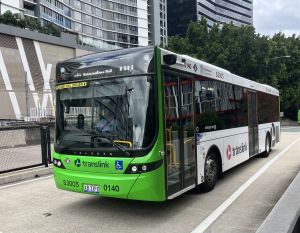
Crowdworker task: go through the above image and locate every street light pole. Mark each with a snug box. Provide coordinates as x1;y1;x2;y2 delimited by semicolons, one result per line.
25;71;29;120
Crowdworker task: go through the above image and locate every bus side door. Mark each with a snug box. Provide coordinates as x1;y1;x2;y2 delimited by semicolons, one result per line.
163;71;197;198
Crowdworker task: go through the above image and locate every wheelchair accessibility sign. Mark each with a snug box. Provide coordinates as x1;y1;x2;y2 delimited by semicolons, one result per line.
115;160;123;170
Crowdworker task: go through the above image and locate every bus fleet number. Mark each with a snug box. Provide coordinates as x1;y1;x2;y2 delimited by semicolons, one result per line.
103;185;119;192
216;72;224;79
63;180;79;187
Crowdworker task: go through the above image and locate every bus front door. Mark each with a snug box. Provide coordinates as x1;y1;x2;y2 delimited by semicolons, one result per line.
248;91;259;156
163;72;196;198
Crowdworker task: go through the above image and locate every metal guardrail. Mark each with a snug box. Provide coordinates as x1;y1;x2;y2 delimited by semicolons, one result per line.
0;124;53;174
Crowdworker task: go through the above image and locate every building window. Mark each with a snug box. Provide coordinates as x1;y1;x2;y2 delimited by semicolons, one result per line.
103;10;114;20
93;17;102;27
85;14;92;24
83;25;93;35
74;11;81;21
96;29;103;37
85;4;92;13
73;0;81;10
74;22;82;32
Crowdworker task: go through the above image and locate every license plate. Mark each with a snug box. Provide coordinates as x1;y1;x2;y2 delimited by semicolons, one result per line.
83;184;99;193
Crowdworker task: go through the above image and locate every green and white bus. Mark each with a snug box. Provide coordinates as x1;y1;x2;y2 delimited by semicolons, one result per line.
53;46;280;201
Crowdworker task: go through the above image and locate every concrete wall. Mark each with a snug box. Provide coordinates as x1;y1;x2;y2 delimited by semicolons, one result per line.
0;24;103;120
0;127;54;148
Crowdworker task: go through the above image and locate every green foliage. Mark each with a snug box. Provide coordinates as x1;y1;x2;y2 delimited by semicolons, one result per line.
0;10;61;37
0;11;18;26
43;23;61;37
168;20;300;120
23;16;42;31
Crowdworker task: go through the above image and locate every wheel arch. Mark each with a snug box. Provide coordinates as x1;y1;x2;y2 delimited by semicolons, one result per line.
207;145;223;175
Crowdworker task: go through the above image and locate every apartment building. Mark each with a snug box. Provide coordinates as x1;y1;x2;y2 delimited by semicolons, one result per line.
0;0;167;49
168;0;253;36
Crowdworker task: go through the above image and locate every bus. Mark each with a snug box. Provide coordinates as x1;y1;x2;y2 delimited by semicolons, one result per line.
53;46;280;201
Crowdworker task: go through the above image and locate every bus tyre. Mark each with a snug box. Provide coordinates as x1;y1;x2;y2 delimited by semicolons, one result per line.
262;134;271;158
202;151;219;192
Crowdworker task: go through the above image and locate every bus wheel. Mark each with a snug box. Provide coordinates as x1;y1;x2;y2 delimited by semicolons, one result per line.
202;151;219;192
262;134;271;158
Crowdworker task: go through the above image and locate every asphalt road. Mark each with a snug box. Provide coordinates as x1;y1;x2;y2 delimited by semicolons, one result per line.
0;127;299;233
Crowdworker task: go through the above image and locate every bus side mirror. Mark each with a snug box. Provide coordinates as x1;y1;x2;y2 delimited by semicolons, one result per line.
163;54;177;66
78;114;84;129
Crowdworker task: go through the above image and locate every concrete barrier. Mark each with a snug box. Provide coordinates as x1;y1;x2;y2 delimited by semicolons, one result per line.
0;165;53;186
256;172;300;233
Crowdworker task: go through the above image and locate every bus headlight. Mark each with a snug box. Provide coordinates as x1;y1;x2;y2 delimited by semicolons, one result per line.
142;165;147;171
131;166;138;173
53;159;65;169
125;160;163;174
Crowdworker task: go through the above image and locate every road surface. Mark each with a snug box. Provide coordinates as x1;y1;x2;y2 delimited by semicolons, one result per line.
0;127;299;233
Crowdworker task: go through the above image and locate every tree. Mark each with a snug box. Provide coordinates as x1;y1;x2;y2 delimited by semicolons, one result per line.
44;23;61;37
168;20;300;120
0;11;18;26
0;10;61;37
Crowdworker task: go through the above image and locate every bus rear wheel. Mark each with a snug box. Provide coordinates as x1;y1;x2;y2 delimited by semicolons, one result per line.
262;134;271;158
202;151;219;192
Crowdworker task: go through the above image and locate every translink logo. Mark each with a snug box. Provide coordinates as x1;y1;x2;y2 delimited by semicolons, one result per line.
74;159;81;167
74;158;109;168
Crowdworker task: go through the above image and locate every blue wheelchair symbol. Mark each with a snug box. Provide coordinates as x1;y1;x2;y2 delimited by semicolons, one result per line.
115;161;123;170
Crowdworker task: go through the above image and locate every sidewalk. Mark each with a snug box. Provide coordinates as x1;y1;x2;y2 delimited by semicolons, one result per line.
281;119;298;126
256;172;300;233
0;165;53;186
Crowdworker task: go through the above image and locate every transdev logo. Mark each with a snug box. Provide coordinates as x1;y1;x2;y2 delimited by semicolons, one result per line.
226;143;247;160
74;159;81;167
226;145;232;160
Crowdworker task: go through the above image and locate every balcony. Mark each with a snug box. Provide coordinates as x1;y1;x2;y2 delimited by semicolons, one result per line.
24;9;37;18
40;0;64;15
24;0;37;6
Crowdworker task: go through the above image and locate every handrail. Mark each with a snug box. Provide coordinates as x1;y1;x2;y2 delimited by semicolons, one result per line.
113;140;132;148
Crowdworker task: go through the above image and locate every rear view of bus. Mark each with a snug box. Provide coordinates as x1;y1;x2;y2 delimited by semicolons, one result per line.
53;47;166;201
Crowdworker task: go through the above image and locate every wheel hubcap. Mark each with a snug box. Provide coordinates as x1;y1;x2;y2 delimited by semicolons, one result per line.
266;138;270;152
205;158;217;182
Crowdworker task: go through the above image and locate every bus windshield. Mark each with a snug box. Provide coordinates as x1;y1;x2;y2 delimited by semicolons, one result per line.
55;75;156;154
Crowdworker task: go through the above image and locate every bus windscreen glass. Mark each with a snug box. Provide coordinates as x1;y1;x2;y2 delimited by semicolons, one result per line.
55;76;156;155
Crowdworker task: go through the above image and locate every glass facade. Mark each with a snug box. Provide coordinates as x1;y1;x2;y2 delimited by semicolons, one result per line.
148;0;167;46
168;0;253;36
167;0;197;36
39;0;143;50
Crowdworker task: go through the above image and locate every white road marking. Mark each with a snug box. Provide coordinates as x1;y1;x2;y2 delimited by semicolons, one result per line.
0;175;53;190
191;137;300;233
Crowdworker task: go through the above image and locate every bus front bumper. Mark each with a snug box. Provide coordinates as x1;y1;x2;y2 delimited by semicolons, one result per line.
53;166;166;202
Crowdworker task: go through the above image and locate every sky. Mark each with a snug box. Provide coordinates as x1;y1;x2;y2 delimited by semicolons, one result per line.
254;0;300;37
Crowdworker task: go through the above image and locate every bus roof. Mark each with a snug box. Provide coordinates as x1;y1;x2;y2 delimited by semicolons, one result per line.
56;46;155;83
60;46;154;64
160;48;279;96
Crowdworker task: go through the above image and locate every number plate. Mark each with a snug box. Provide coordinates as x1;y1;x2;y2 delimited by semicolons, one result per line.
83;184;100;193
